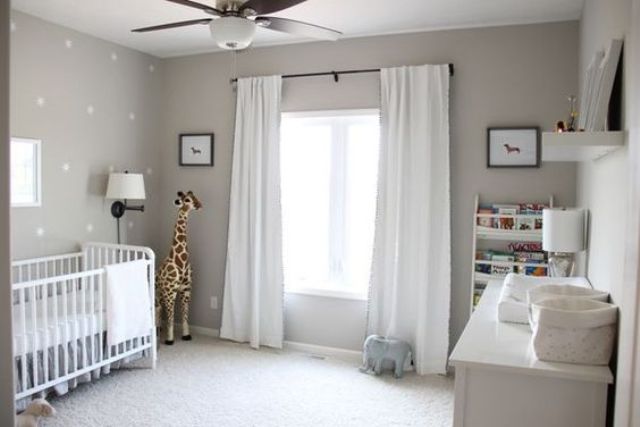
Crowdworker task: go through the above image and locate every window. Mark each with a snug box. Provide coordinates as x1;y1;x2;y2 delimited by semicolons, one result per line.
11;137;42;207
280;110;380;299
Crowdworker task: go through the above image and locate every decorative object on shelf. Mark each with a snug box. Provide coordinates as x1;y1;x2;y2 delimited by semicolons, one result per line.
555;120;566;133
578;39;623;132
105;171;146;244
156;191;202;345
566;95;578;132
542;208;586;277
487;127;540;168
179;133;214;166
360;335;412;379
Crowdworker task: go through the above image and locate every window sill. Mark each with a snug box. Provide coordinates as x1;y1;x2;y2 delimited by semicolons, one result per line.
285;287;368;301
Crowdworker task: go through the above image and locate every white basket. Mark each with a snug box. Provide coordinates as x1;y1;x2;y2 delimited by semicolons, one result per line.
530;297;617;365
527;284;609;305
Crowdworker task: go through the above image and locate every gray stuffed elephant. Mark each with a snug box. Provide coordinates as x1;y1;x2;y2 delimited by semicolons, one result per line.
360;335;412;378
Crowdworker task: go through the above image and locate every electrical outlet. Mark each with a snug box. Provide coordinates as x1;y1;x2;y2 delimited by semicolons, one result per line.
210;296;218;310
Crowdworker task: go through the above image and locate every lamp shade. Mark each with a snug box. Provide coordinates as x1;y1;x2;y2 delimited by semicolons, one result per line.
105;173;145;200
542;208;585;253
210;17;256;50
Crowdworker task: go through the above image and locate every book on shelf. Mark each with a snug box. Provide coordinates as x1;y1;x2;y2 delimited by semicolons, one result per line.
476;202;548;231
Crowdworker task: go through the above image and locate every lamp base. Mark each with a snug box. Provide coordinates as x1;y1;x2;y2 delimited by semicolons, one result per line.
548;252;575;277
110;201;126;219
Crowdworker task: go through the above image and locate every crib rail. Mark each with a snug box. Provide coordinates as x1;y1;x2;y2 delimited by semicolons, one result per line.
12;252;83;284
12;242;156;402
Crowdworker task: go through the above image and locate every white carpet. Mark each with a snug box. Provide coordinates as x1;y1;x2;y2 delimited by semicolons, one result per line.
42;336;453;427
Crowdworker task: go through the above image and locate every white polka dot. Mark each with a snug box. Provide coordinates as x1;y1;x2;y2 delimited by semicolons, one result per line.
10;21;16;32
128;221;134;229
65;39;73;49
148;64;155;72
86;223;94;233
87;105;94;115
108;165;115;173
36;227;45;237
146;168;153;175
129;112;136;121
36;97;46;107
62;163;70;172
110;52;118;61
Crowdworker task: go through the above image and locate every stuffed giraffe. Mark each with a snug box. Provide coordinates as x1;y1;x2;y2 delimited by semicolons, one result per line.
156;190;202;345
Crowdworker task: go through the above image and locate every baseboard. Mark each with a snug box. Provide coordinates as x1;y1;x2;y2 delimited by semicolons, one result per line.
179;325;361;362
284;340;362;362
189;325;220;338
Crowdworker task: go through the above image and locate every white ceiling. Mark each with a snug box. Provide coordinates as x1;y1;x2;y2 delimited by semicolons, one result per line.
11;0;584;58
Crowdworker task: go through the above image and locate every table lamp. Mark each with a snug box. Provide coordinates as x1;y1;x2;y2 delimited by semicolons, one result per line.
542;208;585;277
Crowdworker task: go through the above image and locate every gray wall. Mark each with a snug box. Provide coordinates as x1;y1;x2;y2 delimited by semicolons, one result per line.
10;11;164;260
159;21;579;350
577;0;630;304
1;1;15;423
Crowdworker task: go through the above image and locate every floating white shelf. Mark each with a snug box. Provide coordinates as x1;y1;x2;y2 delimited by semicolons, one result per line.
542;131;624;162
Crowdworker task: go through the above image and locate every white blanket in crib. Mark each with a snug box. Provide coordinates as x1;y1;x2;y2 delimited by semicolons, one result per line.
105;260;152;346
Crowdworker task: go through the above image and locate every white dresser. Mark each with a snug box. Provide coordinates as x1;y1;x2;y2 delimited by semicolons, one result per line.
449;280;613;427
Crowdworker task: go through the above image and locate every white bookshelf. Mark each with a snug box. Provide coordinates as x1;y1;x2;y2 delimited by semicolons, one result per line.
469;194;554;313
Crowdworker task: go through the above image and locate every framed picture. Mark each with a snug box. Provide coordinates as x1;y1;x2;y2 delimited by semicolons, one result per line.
487;127;540;168
179;133;214;166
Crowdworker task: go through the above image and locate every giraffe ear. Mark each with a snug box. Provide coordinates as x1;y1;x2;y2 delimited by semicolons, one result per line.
187;190;193;195
174;199;182;206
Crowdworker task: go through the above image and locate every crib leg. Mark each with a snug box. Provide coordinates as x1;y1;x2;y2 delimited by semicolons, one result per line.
164;291;178;345
180;289;192;341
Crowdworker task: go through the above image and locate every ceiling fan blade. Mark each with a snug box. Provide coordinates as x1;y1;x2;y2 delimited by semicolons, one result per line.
132;18;213;33
240;0;307;15
166;0;223;16
255;17;341;41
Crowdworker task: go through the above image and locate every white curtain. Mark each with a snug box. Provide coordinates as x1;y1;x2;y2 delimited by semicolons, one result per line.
220;75;284;349
367;65;451;375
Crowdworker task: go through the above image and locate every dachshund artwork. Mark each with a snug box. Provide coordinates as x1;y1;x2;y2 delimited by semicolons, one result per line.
190;147;202;155
503;143;521;154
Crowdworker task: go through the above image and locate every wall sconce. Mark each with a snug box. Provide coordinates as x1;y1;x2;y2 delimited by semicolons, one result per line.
105;171;146;244
542;208;586;277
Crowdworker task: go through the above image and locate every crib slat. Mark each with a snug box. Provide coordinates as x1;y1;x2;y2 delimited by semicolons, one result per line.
98;274;103;363
20;288;27;392
90;274;96;364
63;279;69;376
42;282;49;384
72;277;78;373
53;281;60;381
81;276;88;368
30;286;38;387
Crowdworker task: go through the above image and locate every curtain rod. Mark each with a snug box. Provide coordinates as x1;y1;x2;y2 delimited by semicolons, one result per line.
229;63;454;84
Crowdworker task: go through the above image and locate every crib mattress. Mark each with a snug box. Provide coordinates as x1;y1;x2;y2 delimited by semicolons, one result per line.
13;291;106;355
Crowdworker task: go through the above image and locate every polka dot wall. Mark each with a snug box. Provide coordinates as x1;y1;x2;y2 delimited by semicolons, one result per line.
10;11;163;259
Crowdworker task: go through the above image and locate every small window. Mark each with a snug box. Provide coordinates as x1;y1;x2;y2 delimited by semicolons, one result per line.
11;137;42;207
280;110;380;299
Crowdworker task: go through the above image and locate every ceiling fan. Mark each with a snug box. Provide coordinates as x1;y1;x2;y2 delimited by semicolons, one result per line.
132;0;342;50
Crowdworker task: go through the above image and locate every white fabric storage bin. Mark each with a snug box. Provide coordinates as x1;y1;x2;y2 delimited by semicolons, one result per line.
527;284;609;306
530;297;617;365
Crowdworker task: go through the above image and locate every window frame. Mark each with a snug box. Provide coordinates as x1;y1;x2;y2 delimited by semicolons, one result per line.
280;109;380;300
10;137;42;208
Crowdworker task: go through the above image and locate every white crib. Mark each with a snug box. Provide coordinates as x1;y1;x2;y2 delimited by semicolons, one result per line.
11;242;157;404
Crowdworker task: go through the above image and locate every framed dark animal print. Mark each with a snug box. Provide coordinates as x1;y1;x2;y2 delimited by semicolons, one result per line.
180;133;214;166
487;127;540;168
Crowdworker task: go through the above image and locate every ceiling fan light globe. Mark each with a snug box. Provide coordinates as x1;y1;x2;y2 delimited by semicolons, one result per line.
210;17;256;50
